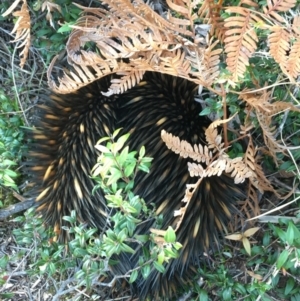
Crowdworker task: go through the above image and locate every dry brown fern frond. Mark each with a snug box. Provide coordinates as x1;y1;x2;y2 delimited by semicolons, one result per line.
198;0;226;42
242;184;260;219
162;116;253;184
47;0;221;94
173;181;201;231
286;39;300;79
204;114;237;151
41;1;62;28
224;7;262;82
103;70;146;96
292;15;300;36
269;26;291;73
241;90;300;162
161;130;213;164
244;137;277;195
2;0;31;68
263;0;297;23
162;117;253;231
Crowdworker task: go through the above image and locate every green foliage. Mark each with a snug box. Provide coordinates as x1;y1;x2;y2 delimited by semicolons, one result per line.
1;130;182;299
190;219;300;301
92;129;182;278
29;0;83;63
0;90;25;191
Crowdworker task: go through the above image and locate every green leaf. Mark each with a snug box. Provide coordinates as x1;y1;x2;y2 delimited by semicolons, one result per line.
173;242;182;250
124;162;136;177
138;164;150;173
0;254;8;269
2;159;17;166
234;283;247;295
139;146;146;158
112;133;130;154
222;287;232;301
118;146;129;166
199;289;208;301
164;247;178;258
286;222;295;245
199;107;211;116
153;261;165;273
134;235;149;243
57;23;74;33
117;229;127;242
95;144;110;153
164;226;176;243
263;231;270;246
275;227;286;242
112;128;123;139
97;136;110;144
142;264;151;279
276;249;289;269
3;174;15;183
120;242;135;254
107;169;123;186
129;270;138;283
284;277;295;296
0;293;14;298
4;169;18;178
157;251;165;264
48;262;56;275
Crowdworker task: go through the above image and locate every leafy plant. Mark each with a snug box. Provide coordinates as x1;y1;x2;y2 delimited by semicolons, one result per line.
0;90;25;191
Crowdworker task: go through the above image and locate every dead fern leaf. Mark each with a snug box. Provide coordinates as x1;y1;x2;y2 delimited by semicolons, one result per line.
102;70;145;96
286;39;300;79
174;181;202;231
224;7;262;82
205;155;252;183
267;101;300;117
202;39;222;83
240;90;273;114
161;130;212;164
242;184;260;219
187;162;205;177
263;0;297;23
47;0;220;94
205;114;237;151
41;1;62;28
239;0;259;7
292;16;300;36
244;138;278;195
225;157;253;184
2;0;31;68
241;90;300;162
269;26;291;73
198;0;226;42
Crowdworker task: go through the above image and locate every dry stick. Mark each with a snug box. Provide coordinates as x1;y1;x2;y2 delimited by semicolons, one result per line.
0;198;36;219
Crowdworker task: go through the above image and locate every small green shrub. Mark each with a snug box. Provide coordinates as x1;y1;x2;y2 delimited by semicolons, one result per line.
0;90;25;191
1;130;182;299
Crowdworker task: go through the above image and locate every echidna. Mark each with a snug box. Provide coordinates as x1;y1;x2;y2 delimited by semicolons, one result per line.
27;72;244;299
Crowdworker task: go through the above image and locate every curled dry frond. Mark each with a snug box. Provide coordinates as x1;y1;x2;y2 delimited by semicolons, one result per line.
241;90;300;162
2;0;30;68
205;114;237;151
47;0;221;93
